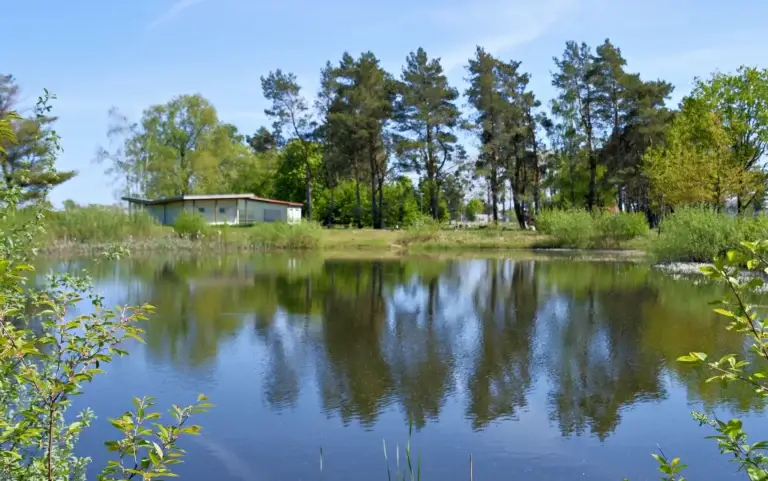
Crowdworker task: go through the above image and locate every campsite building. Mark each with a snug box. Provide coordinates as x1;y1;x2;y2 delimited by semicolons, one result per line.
122;194;303;226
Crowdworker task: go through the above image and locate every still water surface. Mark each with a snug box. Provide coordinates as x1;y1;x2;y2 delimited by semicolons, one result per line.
38;254;768;480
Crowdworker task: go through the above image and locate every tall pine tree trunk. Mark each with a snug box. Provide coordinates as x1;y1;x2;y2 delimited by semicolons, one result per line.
353;157;362;228
304;159;312;221
512;142;527;229
531;126;540;215
368;134;381;229
327;186;335;226
426;126;439;220
490;166;499;224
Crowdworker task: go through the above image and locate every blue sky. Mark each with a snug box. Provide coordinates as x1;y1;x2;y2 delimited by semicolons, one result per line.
5;0;768;206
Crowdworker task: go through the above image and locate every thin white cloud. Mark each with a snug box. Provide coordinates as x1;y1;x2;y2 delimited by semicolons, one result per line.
148;0;207;28
428;0;580;73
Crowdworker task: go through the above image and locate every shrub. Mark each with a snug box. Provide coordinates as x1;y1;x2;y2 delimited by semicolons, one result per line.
594;211;648;247
397;216;442;245
249;221;322;249
173;210;210;239
650;207;742;263
538;209;649;249
537;209;595;248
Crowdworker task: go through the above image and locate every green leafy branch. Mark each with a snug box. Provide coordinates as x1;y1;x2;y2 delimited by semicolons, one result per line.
100;395;213;480
670;241;768;480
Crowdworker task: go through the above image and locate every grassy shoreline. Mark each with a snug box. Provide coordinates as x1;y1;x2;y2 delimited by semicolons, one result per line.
36;227;650;255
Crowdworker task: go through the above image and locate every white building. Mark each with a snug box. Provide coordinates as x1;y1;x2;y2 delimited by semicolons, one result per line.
122;194;303;225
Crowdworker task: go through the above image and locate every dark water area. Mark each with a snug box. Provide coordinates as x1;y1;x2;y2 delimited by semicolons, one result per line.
35;254;768;480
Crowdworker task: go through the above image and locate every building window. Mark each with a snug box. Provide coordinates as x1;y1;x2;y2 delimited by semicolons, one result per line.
219;207;226;214
264;208;281;222
198;207;205;213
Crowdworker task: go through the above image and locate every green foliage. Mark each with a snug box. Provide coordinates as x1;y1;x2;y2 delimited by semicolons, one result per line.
651;207;739;262
321;51;398;229
172;210;210;240
690;66;768;211
272;139;323;204
652;240;768;480
397;216;443;245
96;95;248;200
593;211;647;247
464;198;484;221
650;207;768;262
644;97;748;210
549;40;673;216
261;69;315;220
537;209;648;248
393;47;462;220
383;176;421;228
1;92;211;480
537;209;595;248
248;221;322;249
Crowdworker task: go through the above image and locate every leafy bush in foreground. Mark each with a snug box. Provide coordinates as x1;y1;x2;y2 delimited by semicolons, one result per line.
1;97;210;480
636;241;768;480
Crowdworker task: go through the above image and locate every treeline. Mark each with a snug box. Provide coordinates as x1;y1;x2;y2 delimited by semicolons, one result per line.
3;42;767;229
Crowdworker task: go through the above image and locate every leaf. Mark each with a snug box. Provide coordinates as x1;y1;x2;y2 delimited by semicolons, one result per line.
153;441;164;460
713;308;737;318
678;352;708;363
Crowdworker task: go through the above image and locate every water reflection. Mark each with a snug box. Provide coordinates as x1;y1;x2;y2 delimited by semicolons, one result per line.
38;254;765;443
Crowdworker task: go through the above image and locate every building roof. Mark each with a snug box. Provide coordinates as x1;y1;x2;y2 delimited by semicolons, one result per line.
121;194;303;208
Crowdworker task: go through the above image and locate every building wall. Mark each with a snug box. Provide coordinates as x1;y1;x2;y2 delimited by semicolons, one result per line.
237;200;302;224
184;199;239;224
146;204;165;224
166;202;184;225
140;198;301;225
287;207;302;224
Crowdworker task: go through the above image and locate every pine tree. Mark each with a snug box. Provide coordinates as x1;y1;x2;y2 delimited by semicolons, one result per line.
261;70;315;220
0;74;75;202
325;52;396;229
552;42;601;210
394;47;462;220
465;47;507;223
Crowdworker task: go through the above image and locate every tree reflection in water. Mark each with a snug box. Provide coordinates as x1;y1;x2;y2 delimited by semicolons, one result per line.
37;253;766;440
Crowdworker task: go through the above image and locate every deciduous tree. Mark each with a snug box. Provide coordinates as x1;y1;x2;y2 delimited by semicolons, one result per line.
644;98;743;209
691;66;768;212
97;95;228;199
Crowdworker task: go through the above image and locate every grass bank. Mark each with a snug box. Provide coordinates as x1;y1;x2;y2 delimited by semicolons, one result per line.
17;203;768;262
8;205;653;254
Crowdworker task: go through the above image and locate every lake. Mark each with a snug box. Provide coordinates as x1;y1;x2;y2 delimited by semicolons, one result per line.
36;253;768;480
